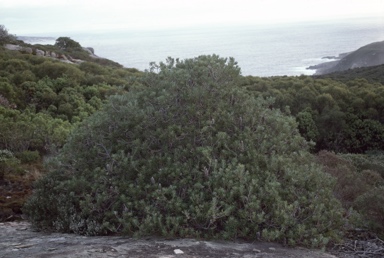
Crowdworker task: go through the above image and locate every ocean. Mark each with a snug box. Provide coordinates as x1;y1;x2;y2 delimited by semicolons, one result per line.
23;17;384;77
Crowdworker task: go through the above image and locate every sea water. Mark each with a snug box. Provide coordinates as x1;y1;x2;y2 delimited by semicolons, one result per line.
23;17;384;77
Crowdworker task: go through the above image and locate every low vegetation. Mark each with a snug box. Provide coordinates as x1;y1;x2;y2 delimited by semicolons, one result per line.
0;25;383;248
0;25;143;221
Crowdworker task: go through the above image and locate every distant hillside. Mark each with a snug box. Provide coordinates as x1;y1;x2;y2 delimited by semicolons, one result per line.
313;63;384;84
308;41;384;75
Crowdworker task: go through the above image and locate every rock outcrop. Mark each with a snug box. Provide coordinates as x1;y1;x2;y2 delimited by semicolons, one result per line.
0;221;339;258
308;41;384;75
4;44;100;65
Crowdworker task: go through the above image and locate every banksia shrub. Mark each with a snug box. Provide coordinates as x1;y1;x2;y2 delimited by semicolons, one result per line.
24;55;344;247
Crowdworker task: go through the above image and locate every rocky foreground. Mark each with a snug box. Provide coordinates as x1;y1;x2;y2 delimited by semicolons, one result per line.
0;221;341;258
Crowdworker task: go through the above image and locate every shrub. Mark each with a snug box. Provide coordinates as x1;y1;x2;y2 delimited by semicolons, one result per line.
354;186;384;233
0;25;17;45
54;37;81;50
1;59;30;73
0;81;16;103
316;151;368;205
340;152;384;179
79;62;108;75
0;149;20;180
24;55;344;247
34;60;85;82
16;150;40;164
316;151;384;234
0;107;72;154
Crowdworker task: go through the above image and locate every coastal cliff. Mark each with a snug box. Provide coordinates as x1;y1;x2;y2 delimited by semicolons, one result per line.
308;41;384;75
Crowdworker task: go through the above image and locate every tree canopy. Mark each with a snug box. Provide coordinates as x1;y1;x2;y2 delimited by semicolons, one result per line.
54;37;82;50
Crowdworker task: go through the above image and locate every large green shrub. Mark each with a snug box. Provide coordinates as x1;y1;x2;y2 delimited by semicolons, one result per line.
34;60;85;81
24;55;343;247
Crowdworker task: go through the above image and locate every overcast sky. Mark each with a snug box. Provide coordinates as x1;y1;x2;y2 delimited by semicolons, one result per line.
1;0;383;36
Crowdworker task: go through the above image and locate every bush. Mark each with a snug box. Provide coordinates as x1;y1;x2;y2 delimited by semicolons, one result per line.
79;62;108;75
16;150;40;164
24;55;344;247
0;25;17;45
0;107;72;154
0;149;20;180
54;37;81;50
354;187;384;233
34;60;85;81
340;152;384;179
316;151;368;205
316;151;384;234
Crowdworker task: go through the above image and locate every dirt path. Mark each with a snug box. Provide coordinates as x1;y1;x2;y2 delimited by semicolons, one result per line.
1;221;344;258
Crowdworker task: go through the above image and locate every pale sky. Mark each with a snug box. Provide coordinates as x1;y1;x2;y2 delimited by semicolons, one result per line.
1;0;383;35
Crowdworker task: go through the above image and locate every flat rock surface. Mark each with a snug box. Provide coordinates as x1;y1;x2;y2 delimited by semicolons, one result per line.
0;221;341;258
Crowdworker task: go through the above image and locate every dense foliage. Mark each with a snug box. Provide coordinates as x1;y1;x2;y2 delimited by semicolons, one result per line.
316;151;384;234
240;76;384;153
24;55;344;247
0;38;142;158
0;27;143;220
314;64;384;85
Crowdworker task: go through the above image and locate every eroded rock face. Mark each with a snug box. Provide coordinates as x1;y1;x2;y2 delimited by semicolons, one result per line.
0;221;339;258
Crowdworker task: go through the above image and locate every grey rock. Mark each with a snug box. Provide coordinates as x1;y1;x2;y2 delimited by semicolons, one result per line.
21;47;33;54
49;51;57;58
35;49;45;56
4;43;100;65
0;221;340;258
83;47;95;55
4;44;23;51
5;44;32;55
